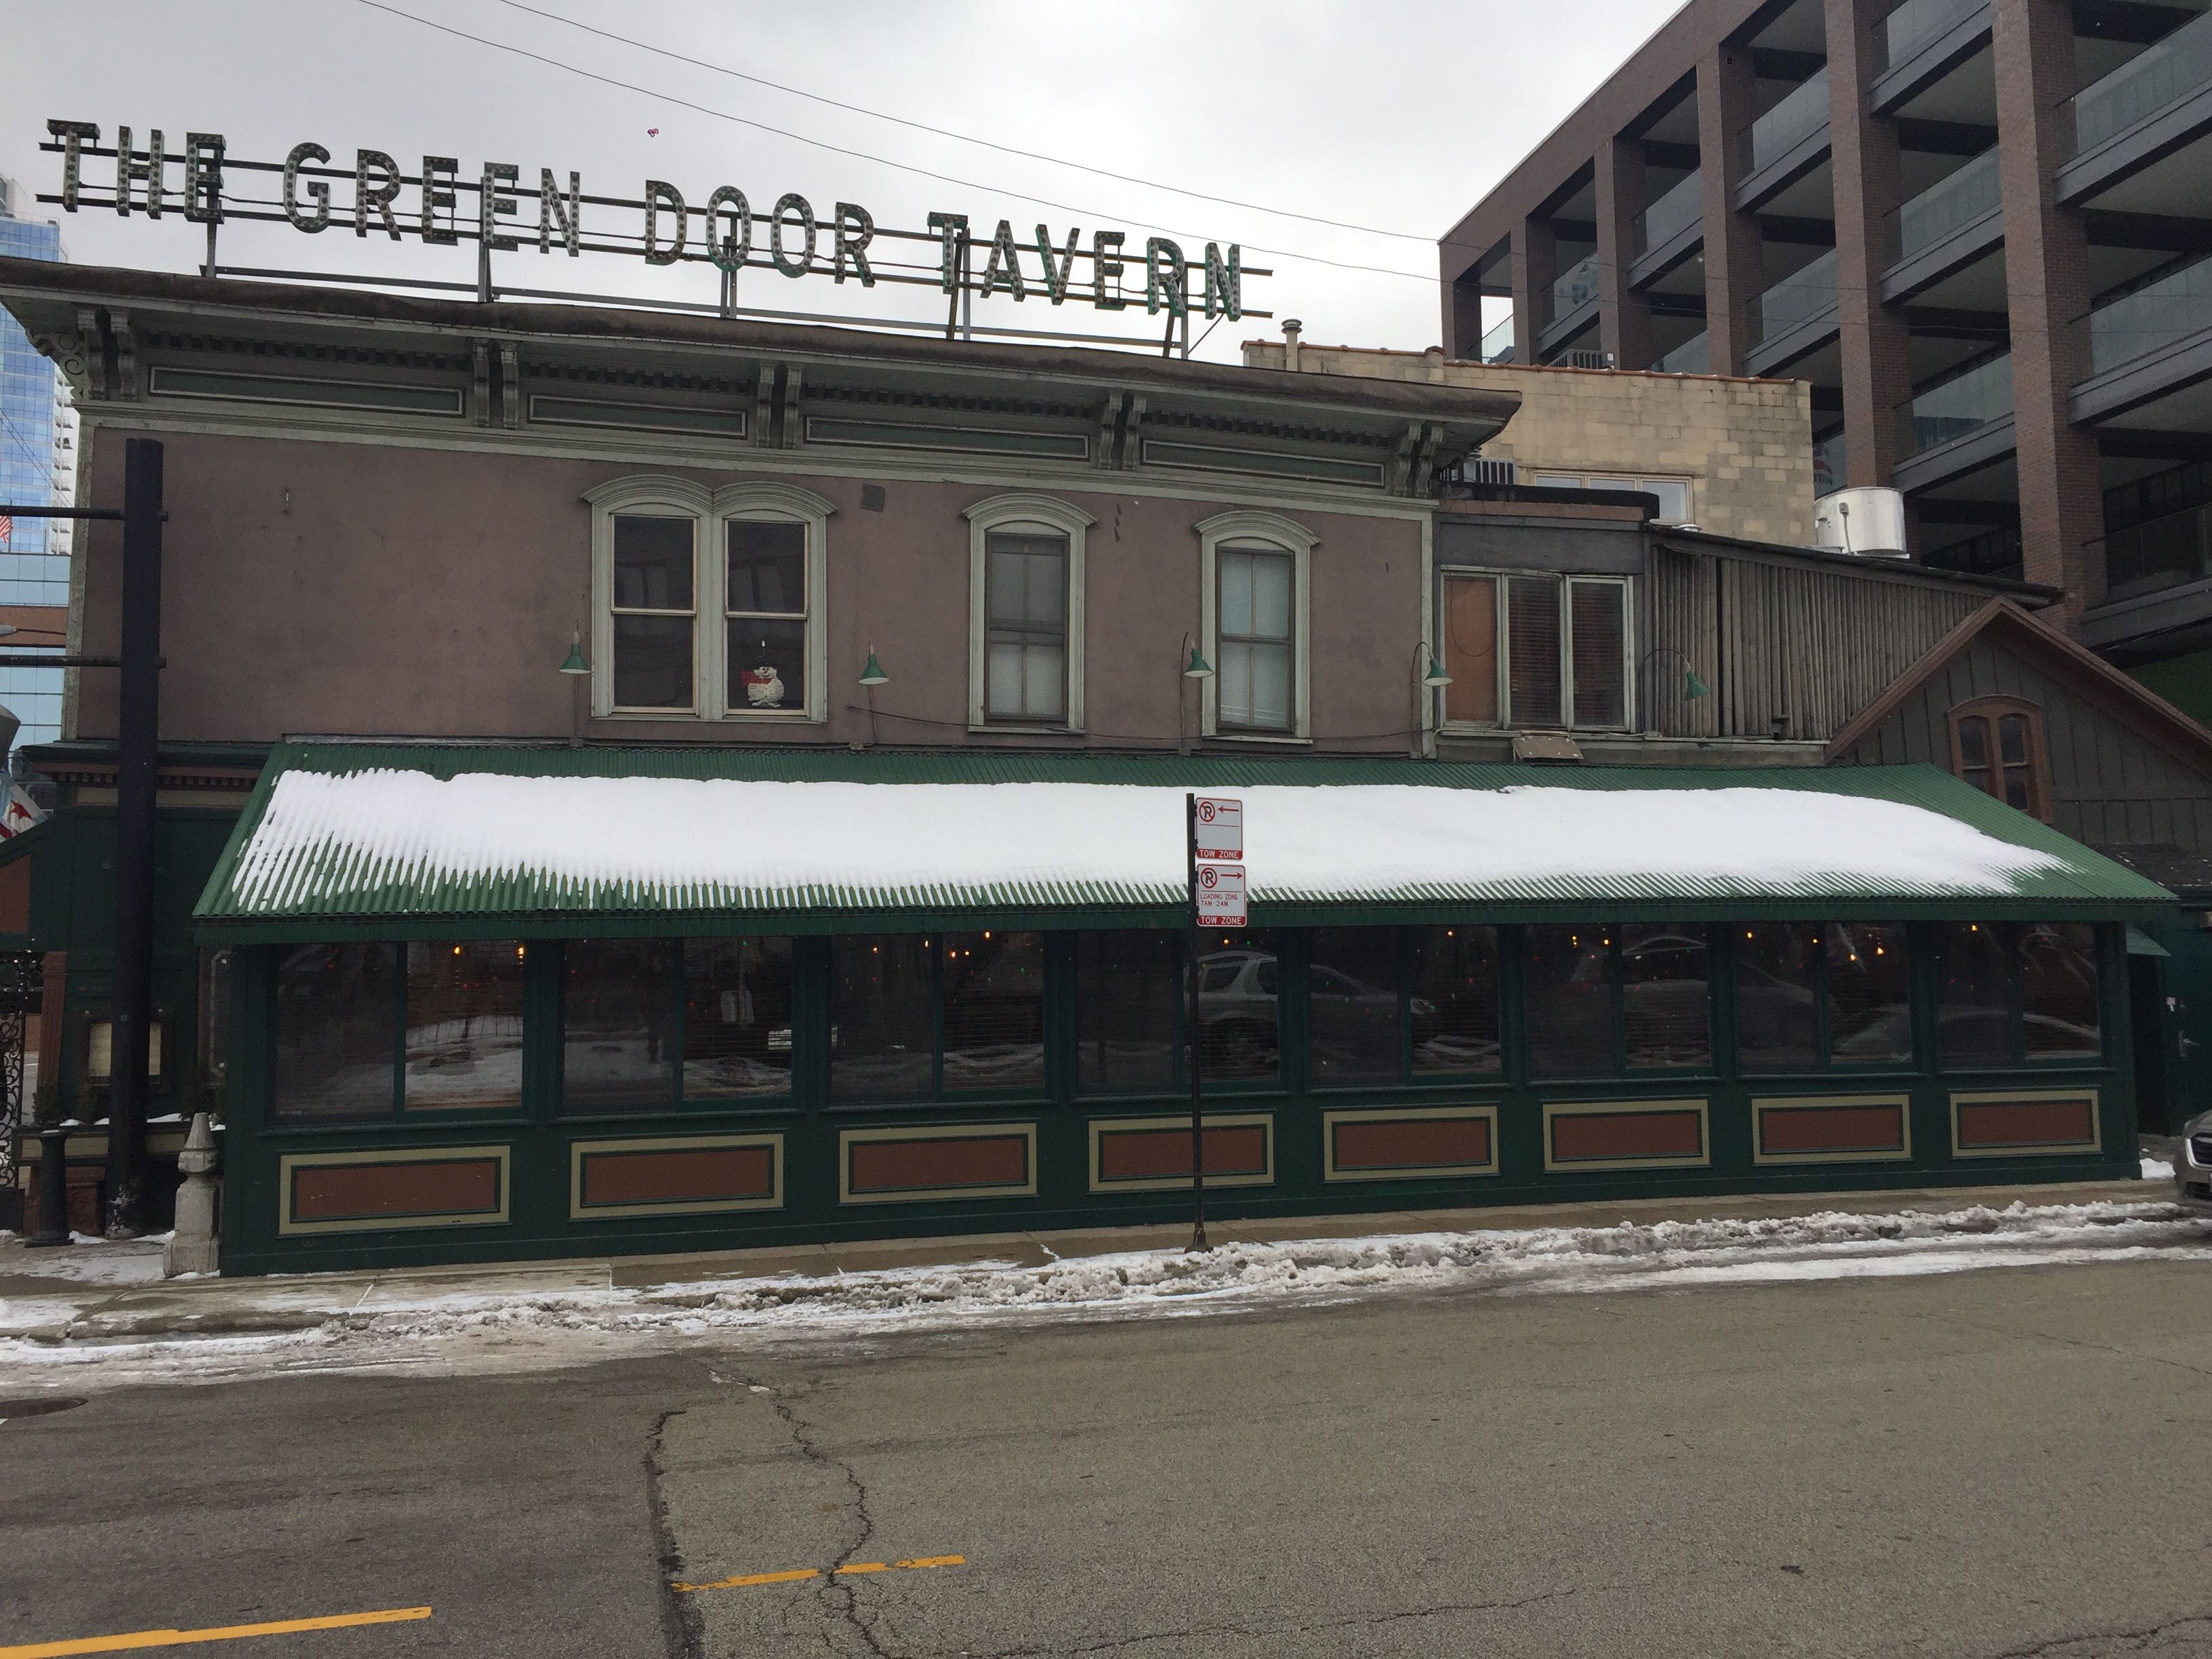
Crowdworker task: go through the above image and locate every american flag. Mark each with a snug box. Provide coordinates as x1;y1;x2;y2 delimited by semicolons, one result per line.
0;514;12;547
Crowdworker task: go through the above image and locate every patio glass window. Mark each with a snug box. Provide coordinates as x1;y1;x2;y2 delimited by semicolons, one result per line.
1076;930;1181;1094
830;933;1046;1100
1737;922;1912;1071
271;941;527;1121
405;942;527;1112
556;937;796;1113
1525;924;1711;1078
1305;926;1505;1087
1935;922;2101;1068
1194;929;1282;1081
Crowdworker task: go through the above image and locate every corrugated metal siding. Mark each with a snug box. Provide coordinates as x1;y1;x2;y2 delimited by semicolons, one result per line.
1841;638;2212;855
190;744;2176;932
1651;547;1985;741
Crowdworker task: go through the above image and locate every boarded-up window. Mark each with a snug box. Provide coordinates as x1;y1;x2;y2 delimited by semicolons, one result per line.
1441;574;1498;724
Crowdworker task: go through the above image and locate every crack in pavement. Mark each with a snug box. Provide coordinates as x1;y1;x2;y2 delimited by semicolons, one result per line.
1983;1614;2212;1656
646;1408;707;1659
1918;1309;2212;1382
740;1371;897;1659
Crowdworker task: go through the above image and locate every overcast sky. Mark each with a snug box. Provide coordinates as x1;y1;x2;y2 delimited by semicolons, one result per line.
1;0;1680;364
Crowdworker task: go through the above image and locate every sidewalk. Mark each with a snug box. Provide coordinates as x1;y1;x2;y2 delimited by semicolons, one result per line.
0;1175;2168;1349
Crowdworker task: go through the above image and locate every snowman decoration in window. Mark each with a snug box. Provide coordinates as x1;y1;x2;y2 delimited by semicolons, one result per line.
739;662;787;708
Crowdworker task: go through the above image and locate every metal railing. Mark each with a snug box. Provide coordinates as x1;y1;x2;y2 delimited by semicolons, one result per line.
1479;312;1516;364
1551;253;1601;317
1879;0;1986;70
2072;6;2212;154
2078;252;2212;377
2102;501;2212;600
1897;351;2014;455
1743;66;1831;173
1651;332;1710;374
1751;249;1839;344
1887;148;2002;264
1632;171;1704;258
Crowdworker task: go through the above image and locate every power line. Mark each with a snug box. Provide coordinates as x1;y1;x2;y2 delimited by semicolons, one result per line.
483;0;1437;246
348;0;1437;287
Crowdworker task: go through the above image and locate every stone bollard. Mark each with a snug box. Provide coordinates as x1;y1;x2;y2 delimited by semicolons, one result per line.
163;1112;220;1277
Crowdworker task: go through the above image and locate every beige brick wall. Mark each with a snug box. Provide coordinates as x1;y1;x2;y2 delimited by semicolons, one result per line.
1241;342;1814;546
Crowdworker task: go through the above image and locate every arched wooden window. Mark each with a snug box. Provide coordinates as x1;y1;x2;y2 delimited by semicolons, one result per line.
1948;697;2050;819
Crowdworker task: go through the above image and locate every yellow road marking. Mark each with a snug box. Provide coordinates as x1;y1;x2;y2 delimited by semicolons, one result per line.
0;1606;432;1658
674;1555;965;1595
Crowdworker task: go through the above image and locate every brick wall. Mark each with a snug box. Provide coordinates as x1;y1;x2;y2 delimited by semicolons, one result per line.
1244;344;1814;546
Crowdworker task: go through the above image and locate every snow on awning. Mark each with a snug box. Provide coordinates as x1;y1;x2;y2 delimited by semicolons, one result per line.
192;747;2175;934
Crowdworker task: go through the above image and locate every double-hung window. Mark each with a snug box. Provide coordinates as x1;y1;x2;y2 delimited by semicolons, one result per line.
965;494;1090;731
1197;510;1318;741
1949;698;2049;819
1218;547;1295;731
1440;571;1631;730
587;477;834;722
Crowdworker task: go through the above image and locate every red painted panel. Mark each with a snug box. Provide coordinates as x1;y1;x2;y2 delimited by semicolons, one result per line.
291;1158;501;1223
1098;1124;1268;1183
1551;1109;1702;1163
0;857;31;935
1759;1103;1906;1155
1334;1116;1491;1171
1957;1097;2097;1149
581;1145;775;1208
849;1133;1029;1194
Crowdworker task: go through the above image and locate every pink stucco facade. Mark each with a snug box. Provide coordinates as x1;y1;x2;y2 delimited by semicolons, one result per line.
73;428;1430;752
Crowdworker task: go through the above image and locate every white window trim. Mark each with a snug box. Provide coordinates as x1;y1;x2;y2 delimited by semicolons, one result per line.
1436;567;1635;733
964;493;1092;733
1196;510;1317;743
583;475;835;722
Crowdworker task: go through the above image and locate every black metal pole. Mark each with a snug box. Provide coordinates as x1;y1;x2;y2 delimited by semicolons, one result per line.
103;438;161;1237
1185;792;1208;1252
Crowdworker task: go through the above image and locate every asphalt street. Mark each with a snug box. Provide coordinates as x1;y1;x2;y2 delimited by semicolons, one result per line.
4;1257;2211;1659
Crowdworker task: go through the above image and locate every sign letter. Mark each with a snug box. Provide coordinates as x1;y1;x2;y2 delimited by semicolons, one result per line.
283;142;331;232
45;121;98;212
704;186;751;272
1203;243;1242;321
833;202;874;286
980;218;1025;301
770;193;816;277
355;149;401;239
927;211;968;294
182;132;226;224
479;162;519;251
643;180;687;264
1035;225;1079;305
539;169;580;255
115;127;163;218
1091;230;1126;310
419;155;459;244
1146;237;1187;317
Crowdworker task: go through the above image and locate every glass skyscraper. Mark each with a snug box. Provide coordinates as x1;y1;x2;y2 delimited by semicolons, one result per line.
0;173;73;758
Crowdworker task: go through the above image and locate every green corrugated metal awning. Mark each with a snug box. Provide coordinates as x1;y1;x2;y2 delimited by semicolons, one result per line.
190;743;2180;941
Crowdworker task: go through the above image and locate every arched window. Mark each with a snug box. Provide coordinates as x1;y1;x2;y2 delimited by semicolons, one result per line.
1948;697;2050;819
963;494;1093;732
1195;510;1318;741
583;476;834;722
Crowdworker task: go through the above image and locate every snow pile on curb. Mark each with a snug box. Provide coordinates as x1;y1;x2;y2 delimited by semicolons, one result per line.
5;1200;2205;1388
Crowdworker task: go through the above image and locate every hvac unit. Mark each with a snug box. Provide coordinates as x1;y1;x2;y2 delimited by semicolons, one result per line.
1555;349;1617;370
1463;457;1519;486
1813;487;1908;558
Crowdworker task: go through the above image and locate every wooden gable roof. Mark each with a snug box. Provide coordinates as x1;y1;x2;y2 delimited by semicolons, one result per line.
1823;598;2212;780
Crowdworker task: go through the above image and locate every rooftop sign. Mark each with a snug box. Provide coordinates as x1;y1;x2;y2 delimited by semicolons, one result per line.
39;121;1260;327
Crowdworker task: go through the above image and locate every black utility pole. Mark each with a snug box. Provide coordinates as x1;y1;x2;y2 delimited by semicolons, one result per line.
104;438;162;1237
1184;792;1208;1252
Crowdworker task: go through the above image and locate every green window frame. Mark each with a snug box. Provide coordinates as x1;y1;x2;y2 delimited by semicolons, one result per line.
1735;922;1914;1074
